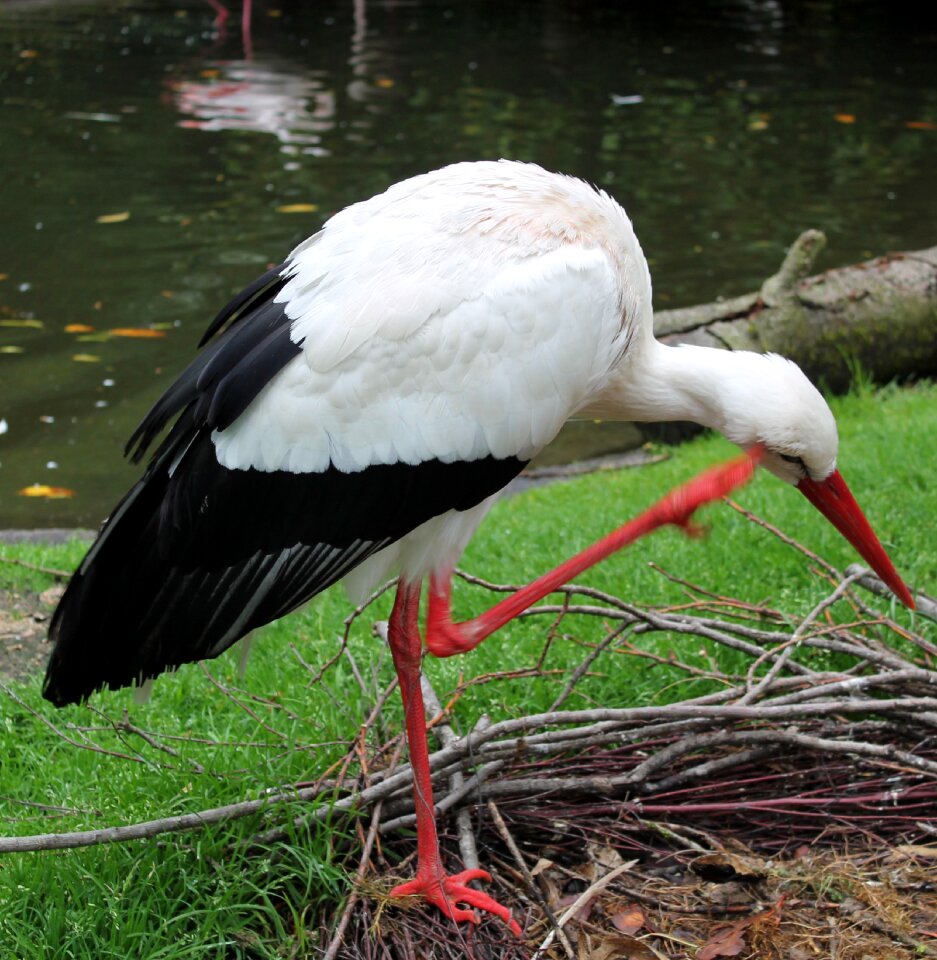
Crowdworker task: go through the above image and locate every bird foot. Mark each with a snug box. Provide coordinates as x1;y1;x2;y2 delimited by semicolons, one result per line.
390;868;522;935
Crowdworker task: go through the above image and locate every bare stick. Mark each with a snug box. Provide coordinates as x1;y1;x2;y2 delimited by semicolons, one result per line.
0;682;144;765
549;622;632;712
738;572;863;705
487;800;574;958
0;554;71;578
420;671;479;871
531;860;636;959
322;800;383;960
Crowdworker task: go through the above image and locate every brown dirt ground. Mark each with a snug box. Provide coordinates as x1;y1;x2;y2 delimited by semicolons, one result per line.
0;585;61;683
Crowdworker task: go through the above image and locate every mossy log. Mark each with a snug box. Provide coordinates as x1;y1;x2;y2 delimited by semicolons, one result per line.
655;233;937;391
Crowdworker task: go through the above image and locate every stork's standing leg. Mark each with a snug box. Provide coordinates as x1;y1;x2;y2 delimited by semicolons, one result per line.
387;579;521;935
426;450;759;657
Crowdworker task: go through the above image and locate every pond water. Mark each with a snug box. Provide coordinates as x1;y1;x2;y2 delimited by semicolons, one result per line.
1;0;935;528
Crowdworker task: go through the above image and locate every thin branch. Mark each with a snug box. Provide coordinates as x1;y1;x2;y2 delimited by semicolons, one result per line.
0;554;71;578
487;800;574;958
322;799;384;960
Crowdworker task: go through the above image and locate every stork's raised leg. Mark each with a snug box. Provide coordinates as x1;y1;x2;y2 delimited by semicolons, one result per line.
426;450;760;657
387;579;521;935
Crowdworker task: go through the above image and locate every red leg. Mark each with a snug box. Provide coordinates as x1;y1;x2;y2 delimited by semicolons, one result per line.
426;449;760;657
241;0;253;59
387;579;521;935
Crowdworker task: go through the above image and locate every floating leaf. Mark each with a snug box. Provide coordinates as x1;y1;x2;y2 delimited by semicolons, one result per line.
65;323;95;333
834;113;856;124
109;327;166;338
72;353;101;362
0;345;24;354
96;211;130;224
18;484;75;499
905;120;937;131
276;203;319;213
376;77;394;88
0;319;43;329
0;273;8;280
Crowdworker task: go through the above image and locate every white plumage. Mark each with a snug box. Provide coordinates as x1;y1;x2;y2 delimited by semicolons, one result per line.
218;162;640;471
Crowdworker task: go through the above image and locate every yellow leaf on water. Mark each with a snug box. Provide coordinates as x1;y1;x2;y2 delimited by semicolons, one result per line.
109;327;166;339
18;484;75;499
0;319;43;329
906;120;937;131
376;77;395;89
0;345;25;354
0;274;8;281
65;323;94;333
72;353;101;362
276;203;319;214
834;113;856;124
96;211;130;224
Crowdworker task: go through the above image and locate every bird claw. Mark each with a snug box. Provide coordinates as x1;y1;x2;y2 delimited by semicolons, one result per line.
390;868;522;935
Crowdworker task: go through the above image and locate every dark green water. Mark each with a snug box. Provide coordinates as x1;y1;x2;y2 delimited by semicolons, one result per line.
1;0;935;528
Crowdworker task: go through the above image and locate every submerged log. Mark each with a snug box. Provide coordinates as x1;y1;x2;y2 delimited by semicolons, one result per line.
655;233;937;391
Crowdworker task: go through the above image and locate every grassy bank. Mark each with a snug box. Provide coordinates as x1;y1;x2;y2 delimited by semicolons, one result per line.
1;381;934;959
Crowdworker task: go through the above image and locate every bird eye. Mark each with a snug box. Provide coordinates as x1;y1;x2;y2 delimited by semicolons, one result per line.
780;453;806;469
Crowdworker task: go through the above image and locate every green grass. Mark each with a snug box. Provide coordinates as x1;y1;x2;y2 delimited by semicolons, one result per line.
1;381;935;958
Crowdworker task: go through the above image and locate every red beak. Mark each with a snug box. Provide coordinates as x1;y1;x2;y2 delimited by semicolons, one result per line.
797;470;915;609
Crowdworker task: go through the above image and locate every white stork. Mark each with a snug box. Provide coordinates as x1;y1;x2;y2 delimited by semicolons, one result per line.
44;160;913;935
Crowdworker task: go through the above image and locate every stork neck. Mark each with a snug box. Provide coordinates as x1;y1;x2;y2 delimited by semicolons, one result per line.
583;338;749;436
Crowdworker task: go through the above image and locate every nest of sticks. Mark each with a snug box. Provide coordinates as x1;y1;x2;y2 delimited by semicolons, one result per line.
308;501;937;959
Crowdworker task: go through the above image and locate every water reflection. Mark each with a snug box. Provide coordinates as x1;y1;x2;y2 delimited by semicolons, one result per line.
172;62;336;154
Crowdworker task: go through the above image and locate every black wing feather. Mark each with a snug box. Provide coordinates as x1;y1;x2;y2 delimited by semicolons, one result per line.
198;261;291;346
125;263;291;462
44;263;527;706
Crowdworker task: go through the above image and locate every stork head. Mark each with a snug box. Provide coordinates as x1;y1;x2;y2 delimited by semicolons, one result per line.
716;352;914;609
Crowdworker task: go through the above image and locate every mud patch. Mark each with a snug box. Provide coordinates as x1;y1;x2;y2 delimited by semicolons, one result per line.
0;585;61;683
